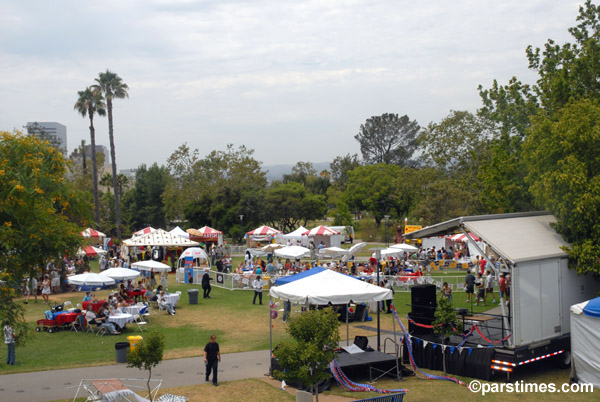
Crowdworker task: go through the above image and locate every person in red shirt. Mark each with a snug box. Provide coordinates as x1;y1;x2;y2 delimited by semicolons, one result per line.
479;257;487;275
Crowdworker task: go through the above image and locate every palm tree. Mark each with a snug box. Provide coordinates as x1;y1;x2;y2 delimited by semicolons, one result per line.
74;87;106;227
100;173;113;193
94;70;129;240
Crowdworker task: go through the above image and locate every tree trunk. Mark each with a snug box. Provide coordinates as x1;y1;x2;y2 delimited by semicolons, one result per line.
107;98;121;240
147;367;153;402
88;111;100;227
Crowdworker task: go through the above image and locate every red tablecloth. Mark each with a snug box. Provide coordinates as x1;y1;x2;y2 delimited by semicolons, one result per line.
56;312;80;326
126;290;144;299
83;300;105;313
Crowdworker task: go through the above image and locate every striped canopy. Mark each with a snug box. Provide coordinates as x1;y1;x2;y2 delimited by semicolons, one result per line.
187;226;223;239
133;226;156;237
450;233;480;242
246;225;282;236
302;225;340;236
81;228;106;238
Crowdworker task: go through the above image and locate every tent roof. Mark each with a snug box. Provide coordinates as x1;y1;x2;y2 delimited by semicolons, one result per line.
303;225;340;236
124;229;200;247
131;260;171;272
404;212;568;264
269;269;393;304
132;226;156;237
274;245;310;259
275;267;326;285
283;226;308;238
81;228;106;238
584;297;600;318
169;226;189;239
246;225;282;236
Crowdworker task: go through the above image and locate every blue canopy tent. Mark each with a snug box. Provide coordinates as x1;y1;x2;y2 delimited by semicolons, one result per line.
570;297;600;389
274;266;326;286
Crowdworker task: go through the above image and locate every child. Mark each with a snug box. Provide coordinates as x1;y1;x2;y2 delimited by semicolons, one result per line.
3;322;16;365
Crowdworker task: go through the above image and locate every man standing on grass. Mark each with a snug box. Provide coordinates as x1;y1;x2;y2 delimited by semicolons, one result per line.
202;268;212;299
252;275;264;305
204;334;221;386
464;270;475;303
3;321;16;365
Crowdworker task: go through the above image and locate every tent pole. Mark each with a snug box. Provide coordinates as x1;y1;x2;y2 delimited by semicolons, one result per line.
269;295;273;376
346;303;349;346
392;302;401;380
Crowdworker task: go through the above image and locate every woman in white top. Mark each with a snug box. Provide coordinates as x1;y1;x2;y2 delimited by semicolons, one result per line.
41;275;51;304
158;292;176;315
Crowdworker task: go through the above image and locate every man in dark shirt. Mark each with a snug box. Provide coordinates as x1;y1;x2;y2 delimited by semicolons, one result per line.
204;334;221;386
464;271;475;303
202;269;212;299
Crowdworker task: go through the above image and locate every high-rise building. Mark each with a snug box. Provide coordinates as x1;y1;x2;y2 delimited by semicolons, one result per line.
26;122;67;155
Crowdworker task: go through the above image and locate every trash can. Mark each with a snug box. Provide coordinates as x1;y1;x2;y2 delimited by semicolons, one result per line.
127;335;143;352
188;288;199;305
115;342;129;363
263;275;270;290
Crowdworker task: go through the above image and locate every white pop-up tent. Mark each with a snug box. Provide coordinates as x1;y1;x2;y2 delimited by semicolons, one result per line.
280;226;309;246
270;268;392;305
131;260;171;272
570;297;600;389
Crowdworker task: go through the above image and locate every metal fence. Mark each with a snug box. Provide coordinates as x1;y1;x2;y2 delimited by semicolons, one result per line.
178;269;468;293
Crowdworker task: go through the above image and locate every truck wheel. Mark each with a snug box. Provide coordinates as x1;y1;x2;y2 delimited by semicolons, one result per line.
556;351;571;369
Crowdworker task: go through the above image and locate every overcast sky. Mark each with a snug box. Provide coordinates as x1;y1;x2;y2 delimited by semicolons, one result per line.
0;0;580;170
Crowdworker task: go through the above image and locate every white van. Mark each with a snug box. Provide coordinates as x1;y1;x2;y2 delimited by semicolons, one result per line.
327;226;354;244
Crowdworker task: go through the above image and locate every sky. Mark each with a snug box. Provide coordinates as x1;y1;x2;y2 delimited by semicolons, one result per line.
0;0;582;170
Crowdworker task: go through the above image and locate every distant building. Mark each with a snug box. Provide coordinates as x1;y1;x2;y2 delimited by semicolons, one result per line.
83;144;109;159
119;168;138;183
26;122;67;155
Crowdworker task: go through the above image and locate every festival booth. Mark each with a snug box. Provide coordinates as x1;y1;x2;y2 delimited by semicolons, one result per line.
302;225;342;248
279;226;309;247
175;247;211;284
122;229;200;267
245;226;282;248
269;269;399;383
132;227;156;237
186;226;224;247
570;297;600;389
274;245;310;260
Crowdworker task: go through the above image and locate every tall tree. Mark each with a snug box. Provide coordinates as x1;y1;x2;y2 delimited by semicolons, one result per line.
124;164;169;229
74;86;106;227
355;113;420;166
94;70;129;240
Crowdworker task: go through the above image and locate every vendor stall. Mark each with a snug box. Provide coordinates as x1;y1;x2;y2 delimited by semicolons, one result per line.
302;225;342;248
245;226;282;247
186;226;224;246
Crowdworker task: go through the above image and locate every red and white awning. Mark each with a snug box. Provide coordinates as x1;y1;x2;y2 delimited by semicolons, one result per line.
450;233;480;242
81;228;106;239
302;225;341;236
133;226;156;237
187;226;223;240
246;225;282;236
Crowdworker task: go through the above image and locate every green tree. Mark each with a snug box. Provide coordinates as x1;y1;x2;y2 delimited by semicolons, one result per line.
329;153;360;190
432;295;463;374
274;308;340;401
163;143;200;221
124;164;169;229
127;331;165;401
283;161;330;195
355;113;420;166
94;70;129;240
100;172;113;193
523;98;600;275
74;86;106;227
263;182;327;232
344;164;415;225
0;131;92;343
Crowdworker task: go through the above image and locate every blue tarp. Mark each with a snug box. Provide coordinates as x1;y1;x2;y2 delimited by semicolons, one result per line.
274;267;326;285
583;297;600;318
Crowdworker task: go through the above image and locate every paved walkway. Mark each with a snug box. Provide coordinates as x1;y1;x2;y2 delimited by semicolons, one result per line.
0;334;399;402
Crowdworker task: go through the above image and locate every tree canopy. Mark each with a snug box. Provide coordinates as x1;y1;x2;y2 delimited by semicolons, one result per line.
354;113;420;166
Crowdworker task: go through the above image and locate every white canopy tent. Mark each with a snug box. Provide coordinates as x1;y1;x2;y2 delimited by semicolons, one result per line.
131;260;171;272
177;247;210;267
270;269;393;305
124;229;200;247
102;267;141;281
274;245;311;260
390;243;418;252
318;246;351;258
279;226;309;246
371;247;403;259
169;226;190;239
68;272;116;286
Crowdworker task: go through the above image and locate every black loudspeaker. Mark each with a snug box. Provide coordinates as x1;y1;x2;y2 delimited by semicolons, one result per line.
354;336;369;350
411;284;437;318
354;304;368;322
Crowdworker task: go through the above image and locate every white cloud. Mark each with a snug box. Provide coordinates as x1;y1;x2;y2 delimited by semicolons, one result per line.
0;0;582;168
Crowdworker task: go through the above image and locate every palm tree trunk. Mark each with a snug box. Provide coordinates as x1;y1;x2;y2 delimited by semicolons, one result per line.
107;98;121;240
88;110;100;227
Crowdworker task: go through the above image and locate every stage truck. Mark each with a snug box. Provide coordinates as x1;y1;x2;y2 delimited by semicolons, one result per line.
404;212;600;379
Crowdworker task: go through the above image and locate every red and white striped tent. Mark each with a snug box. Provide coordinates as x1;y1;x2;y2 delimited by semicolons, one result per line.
449;233;480;242
132;226;156;237
81;228;106;239
302;226;340;236
302;226;342;248
187;226;224;244
246;226;282;245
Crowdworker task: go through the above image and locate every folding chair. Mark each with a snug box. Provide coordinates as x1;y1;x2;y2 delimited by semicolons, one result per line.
71;314;84;332
85;318;96;334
